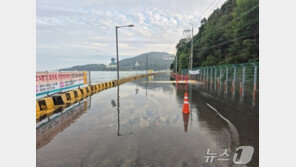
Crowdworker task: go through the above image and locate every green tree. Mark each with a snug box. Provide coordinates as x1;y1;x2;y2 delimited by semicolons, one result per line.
171;0;259;72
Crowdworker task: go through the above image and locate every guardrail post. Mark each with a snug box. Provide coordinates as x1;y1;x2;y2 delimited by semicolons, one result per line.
225;67;228;95
219;67;222;92
210;68;213;89
232;66;236;98
214;68;217;91
206;68;209;86
203;68;206;83
240;66;246;101
253;64;258;105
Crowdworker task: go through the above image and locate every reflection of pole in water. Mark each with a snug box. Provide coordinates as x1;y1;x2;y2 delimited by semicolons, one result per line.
182;113;190;133
146;76;148;96
88;96;92;110
135;87;139;94
232;66;236;100
117;85;121;136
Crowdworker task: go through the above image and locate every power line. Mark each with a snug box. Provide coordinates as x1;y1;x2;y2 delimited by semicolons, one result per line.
196;32;259;52
190;4;259;45
191;0;222;26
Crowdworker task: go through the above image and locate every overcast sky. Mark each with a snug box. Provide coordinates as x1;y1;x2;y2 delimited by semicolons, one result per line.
37;0;227;71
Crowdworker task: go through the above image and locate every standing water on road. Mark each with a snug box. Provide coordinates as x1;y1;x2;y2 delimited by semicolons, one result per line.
37;72;258;167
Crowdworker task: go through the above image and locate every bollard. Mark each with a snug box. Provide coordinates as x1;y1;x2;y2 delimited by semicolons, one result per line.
64;91;77;103
74;89;83;99
86;86;91;95
43;97;59;114
36;101;42;120
97;84;102;91
80;87;87;97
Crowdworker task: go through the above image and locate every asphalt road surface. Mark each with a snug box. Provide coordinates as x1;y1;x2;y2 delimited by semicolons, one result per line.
37;73;258;167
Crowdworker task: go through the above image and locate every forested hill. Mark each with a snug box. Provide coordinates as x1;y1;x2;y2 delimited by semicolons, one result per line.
59;52;174;71
171;0;259;72
119;52;174;70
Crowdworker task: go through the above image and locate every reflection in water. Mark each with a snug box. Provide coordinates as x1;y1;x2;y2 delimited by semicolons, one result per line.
117;84;121;136
192;69;259;112
37;73;258;167
146;75;148;96
175;87;238;149
174;80;258;166
36;99;89;150
135;87;139;94
111;100;116;107
116;84;133;136
182;113;189;132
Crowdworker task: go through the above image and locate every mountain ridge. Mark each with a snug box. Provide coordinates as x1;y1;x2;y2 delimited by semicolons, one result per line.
59;52;175;71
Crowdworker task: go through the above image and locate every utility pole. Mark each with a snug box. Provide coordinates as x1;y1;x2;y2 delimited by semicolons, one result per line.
183;26;194;72
88;70;91;86
190;25;194;70
175;53;178;73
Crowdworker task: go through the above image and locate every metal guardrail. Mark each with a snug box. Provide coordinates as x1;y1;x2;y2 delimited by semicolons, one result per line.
181;62;259;100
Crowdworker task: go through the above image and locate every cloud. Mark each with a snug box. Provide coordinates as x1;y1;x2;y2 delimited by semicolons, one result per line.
37;0;227;70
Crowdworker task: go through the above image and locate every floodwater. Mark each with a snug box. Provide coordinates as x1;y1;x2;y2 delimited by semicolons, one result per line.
36;72;258;167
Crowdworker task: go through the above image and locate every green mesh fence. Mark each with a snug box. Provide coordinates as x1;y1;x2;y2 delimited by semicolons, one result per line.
181;62;259;97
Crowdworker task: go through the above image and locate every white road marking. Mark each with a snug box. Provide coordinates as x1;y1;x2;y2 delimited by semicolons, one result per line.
206;103;231;124
206;103;240;147
200;92;214;98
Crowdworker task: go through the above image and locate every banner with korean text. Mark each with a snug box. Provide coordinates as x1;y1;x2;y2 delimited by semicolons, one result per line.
189;70;200;75
36;71;87;96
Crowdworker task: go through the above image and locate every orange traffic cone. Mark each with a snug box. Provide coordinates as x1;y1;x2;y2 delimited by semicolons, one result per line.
182;92;190;114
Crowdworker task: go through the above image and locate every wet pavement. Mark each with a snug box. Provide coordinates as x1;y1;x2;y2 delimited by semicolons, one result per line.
36;73;258;167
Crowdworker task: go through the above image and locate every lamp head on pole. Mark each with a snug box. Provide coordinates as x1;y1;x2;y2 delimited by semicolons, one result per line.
117;24;135;28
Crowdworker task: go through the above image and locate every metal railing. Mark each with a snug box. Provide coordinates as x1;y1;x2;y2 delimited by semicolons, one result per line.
182;62;259;99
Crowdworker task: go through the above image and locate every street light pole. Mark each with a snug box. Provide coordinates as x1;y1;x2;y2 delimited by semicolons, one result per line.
115;24;134;81
116;26;119;81
190;25;193;70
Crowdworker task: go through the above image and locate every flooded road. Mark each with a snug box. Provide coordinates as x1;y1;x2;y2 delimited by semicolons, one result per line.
36;73;258;167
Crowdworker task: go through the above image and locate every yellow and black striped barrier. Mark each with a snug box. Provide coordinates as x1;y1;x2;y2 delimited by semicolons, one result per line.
36;73;158;121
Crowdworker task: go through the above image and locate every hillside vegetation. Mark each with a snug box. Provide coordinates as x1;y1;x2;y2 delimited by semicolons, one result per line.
171;0;259;72
119;52;174;70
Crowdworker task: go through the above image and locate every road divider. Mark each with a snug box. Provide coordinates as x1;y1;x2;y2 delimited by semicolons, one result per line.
36;73;157;121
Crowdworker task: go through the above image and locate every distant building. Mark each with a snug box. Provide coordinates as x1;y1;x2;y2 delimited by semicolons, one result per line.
106;58;117;68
